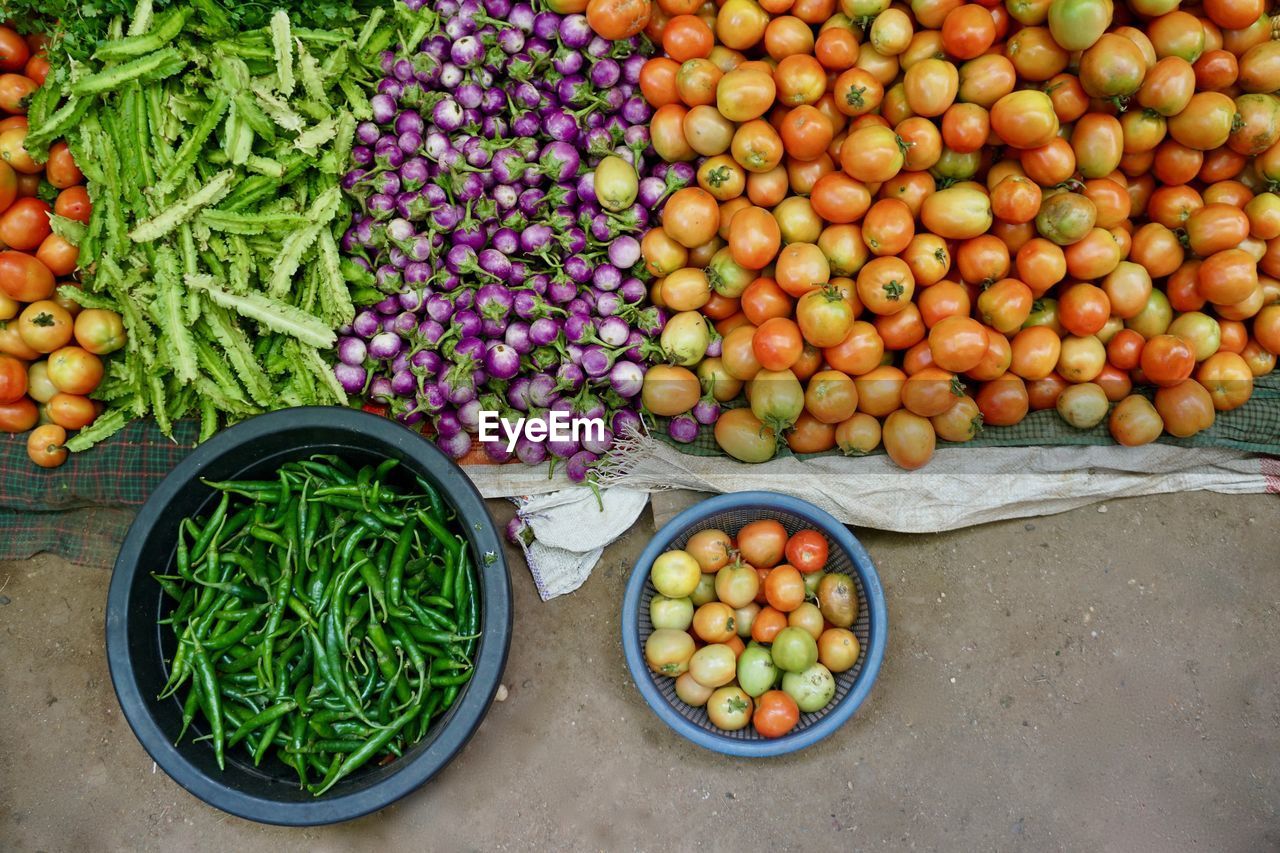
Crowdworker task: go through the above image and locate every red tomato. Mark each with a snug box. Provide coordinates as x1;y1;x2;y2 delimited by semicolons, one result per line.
753;690;800;738
44;142;82;189
0;250;54;302
0;196;50;250
0;395;36;432
22;54;47;86
0;28;29;73
1058;283;1111;337
35;233;78;278
54;186;91;224
928;316;989;373
1107;328;1146;371
1154;379;1216;438
1140;334;1196;387
753;316;804;370
976;372;1029;426
752;606;787;641
663;15;714;62
0;73;34;115
784;529;828;574
0;352;25;403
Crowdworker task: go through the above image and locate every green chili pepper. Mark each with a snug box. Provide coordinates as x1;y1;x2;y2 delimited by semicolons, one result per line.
176;685;200;744
312;702;422;795
191;493;230;564
190;637;225;770
386;517;417;609
428;670;474;687
227;700;298;747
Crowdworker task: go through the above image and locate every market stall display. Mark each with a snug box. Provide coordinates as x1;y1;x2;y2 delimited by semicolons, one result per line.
622;491;886;757
106;407;511;825
633;0;1280;470
0;0;1274;480
0;0;1274;801
334;3;663;474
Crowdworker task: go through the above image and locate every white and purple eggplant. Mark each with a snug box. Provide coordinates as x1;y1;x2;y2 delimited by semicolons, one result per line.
333;0;683;480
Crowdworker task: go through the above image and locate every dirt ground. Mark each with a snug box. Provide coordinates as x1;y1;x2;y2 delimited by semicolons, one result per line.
1;490;1278;852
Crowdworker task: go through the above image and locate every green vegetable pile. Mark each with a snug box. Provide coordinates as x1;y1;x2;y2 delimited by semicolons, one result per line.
154;454;481;796
0;0;385;68
24;3;403;449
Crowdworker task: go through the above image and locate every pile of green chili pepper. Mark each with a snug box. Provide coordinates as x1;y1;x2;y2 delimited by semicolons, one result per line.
152;453;480;796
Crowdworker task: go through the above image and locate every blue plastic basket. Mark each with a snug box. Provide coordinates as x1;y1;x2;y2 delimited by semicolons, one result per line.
621;492;888;757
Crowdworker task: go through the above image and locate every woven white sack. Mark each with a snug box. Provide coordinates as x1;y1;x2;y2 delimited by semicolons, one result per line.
598;437;1278;533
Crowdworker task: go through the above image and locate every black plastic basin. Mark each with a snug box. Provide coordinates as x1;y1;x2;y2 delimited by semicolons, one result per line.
105;407;512;825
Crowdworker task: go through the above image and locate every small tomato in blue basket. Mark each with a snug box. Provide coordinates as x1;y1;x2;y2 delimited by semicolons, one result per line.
646;629;695;676
651;550;702;598
771;626;819;673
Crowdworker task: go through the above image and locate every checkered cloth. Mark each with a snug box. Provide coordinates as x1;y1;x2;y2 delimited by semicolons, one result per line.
2;375;1278;567
0;420;198;566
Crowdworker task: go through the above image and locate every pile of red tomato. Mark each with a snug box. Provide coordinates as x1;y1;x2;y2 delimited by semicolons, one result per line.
643;520;860;738
632;0;1280;469
0;24;123;468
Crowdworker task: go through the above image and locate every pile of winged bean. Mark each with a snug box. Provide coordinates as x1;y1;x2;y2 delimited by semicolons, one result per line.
152;454;480;796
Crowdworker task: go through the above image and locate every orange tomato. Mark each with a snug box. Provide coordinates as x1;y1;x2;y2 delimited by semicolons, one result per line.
856;256;916;316
774;242;830;297
840;124;905;183
777;104;833;160
861;198;915;257
823;321;885;376
810;172;871;223
815;27;860;71
587;0;652;40
882;409;936;469
763;564;806;611
729;205;782;269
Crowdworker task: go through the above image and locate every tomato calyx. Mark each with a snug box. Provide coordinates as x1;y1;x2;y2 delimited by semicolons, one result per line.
950;376;966;397
1105;94;1130;113
845;85;866;108
819;283;845;303
1231;111;1246;133
882;279;905;301
967;411;985;439
726;695;749;713
705;165;731;188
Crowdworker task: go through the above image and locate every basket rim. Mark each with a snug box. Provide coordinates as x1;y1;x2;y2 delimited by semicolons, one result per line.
621;491;888;757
